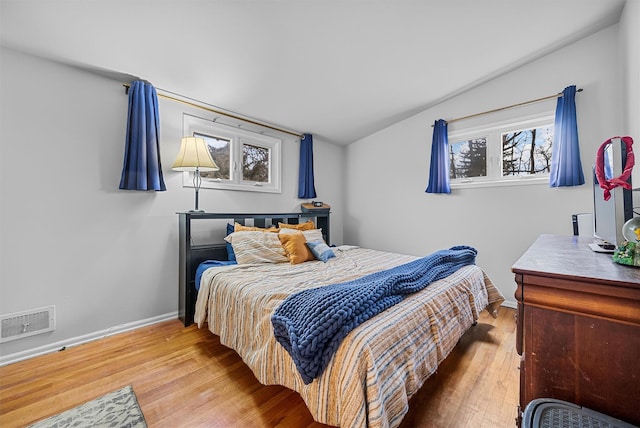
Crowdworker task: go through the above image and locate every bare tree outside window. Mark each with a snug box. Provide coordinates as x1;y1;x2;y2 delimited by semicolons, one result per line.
195;132;231;180
242;143;270;183
501;126;553;177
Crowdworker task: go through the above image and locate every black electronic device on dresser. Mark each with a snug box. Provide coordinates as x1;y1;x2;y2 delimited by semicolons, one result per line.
592;138;634;247
177;211;330;327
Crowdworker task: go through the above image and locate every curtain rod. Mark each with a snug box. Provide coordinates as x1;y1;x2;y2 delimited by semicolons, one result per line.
435;88;583;127
123;83;303;138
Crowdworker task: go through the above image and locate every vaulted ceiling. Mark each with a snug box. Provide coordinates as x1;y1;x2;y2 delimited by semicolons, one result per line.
0;0;627;145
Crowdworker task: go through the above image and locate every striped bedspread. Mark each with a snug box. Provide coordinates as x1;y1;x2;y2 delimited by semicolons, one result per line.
195;247;504;428
272;246;478;384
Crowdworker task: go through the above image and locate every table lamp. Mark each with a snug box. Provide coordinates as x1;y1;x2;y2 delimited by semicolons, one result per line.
172;136;219;212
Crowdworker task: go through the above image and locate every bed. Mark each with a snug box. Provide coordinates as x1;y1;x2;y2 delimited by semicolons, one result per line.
179;212;504;428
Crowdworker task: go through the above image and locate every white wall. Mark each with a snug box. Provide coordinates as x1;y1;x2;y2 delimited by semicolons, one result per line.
344;25;623;307
0;47;344;361
620;0;640;193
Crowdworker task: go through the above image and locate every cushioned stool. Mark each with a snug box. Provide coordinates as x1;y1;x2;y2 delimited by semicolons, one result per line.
522;398;638;428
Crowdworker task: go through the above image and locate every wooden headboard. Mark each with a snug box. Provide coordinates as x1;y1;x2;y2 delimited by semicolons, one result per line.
177;212;330;326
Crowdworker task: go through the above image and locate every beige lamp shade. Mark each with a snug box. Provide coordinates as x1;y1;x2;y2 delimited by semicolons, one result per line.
172;137;220;172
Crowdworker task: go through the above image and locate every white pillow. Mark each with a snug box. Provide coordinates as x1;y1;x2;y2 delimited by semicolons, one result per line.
224;231;288;264
278;228;324;243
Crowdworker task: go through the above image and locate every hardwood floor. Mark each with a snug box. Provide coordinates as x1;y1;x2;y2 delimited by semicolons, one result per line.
0;308;519;428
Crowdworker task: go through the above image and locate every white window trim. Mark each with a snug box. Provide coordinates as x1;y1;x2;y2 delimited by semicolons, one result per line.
182;114;282;193
448;113;554;189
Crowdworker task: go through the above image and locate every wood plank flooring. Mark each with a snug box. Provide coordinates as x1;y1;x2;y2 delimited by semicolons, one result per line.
0;308;519;428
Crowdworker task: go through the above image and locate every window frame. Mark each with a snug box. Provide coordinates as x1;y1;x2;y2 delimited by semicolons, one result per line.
182;114;282;193
448;113;554;189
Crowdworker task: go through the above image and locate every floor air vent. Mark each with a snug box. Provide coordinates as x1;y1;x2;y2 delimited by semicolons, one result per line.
1;306;55;343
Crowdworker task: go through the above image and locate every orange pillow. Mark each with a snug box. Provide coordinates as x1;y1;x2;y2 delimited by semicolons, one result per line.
278;232;315;264
234;223;279;233
278;220;315;231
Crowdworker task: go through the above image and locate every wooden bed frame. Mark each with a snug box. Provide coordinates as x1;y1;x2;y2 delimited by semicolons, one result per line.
177;211;331;326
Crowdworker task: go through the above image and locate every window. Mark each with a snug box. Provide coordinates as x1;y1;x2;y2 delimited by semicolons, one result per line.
450;137;487;179
501;125;553;177
195;133;231;180
448;115;554;188
183;114;281;193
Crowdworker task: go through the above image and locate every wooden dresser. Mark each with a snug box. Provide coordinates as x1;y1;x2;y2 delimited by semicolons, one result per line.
512;234;640;427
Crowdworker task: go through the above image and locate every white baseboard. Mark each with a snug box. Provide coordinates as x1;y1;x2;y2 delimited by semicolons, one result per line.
0;311;178;367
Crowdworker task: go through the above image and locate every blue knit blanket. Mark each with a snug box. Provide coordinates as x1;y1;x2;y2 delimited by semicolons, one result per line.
271;246;477;384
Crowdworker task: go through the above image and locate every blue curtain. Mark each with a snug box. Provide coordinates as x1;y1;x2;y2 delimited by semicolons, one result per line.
426;119;451;194
119;80;166;191
549;85;584;187
298;133;317;199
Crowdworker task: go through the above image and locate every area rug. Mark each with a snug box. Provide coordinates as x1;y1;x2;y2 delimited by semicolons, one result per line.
28;385;147;428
